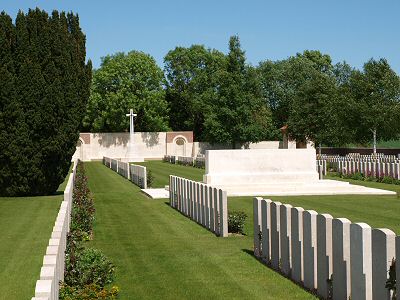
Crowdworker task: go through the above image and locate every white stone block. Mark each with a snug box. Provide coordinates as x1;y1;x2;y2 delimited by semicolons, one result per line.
270;201;282;270
350;223;372;300
34;280;52;297
291;207;304;283
372;228;395;300
43;255;57;266
280;204;292;275
332;218;351;300
205;185;210;229
261;199;272;262
303;210;318;290
213;187;219;235
219;190;228;237
317;213;333;299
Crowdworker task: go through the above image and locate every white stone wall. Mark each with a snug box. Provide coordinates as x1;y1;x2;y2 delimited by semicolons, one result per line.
74;132;196;161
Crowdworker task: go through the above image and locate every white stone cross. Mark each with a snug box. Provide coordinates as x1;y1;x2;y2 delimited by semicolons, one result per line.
126;109;137;136
126;109;137;157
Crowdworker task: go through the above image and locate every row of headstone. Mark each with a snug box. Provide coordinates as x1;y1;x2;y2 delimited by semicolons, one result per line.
321;154;400;163
253;197;399;300
32;161;77;300
169;175;228;237
103;157;147;189
336;160;400;179
163;155;205;168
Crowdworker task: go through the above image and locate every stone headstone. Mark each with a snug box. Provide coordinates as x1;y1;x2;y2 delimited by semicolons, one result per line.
350;223;372;300
253;197;262;257
303;210;318;290
270;201;282;270
280;204;292;276
332;218;351;300
291;206;304;283
372;228;395;300
317;213;333;299
261;199;272;262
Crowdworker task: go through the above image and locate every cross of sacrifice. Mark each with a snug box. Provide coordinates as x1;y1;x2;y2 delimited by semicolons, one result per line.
126;109;137;136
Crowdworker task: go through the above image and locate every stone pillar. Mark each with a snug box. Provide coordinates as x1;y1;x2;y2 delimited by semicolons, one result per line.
303;210;318;290
205;185;210;229
317;213;333;299
270;201;282;270
372;228;395;300
280;204;292;275
350;223;372;300
261;199;272;262
332;218;351;300
291;206;304;283
397;163;400;180
253;197;262;257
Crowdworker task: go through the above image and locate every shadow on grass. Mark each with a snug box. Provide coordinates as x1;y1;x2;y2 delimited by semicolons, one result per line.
241;249;320;299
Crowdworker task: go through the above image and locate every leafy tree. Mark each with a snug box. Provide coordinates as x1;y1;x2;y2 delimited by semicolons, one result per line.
164;45;225;140
348;58;400;151
203;35;274;148
287;69;349;148
83;51;169;132
0;8;91;196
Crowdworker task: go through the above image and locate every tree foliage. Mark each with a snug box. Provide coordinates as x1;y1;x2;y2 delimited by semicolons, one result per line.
83;51;169;132
0;8;91;196
203;36;274;147
164;45;225;140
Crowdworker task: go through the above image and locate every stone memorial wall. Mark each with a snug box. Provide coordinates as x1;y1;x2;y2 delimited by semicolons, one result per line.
32;161;77;300
169;175;228;237
253;197;397;300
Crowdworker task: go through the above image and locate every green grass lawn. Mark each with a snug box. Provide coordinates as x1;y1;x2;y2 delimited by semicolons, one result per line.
85;162;315;299
229;175;400;237
135;160;204;188
0;177;68;300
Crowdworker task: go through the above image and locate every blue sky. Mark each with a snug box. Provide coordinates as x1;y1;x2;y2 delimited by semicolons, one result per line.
3;0;400;73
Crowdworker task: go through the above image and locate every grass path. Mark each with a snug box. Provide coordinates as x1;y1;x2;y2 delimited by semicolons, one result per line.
0;178;67;299
135;160;204;188
85;162;315;299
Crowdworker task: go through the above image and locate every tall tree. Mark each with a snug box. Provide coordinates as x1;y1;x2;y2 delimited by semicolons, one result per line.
83;51;169;132
164;45;225;140
0;8;91;196
348;58;400;151
203;35;274;148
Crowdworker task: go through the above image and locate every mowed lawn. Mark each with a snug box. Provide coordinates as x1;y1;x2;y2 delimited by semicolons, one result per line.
85;162;315;299
133;161;400;235
0;179;67;299
135;160;204;188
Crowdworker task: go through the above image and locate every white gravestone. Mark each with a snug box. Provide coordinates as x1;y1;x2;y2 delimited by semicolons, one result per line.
317;213;333;299
372;228;395;300
332;218;351;300
350;223;372;300
280;204;292;276
261;199;272;262
253;197;262;257
303;210;318;290
270;201;282;270
291;207;304;283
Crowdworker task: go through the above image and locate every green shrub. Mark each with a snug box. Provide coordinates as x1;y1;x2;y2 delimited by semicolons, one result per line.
147;169;154;188
71;161;95;236
60;283;119;300
385;259;396;298
228;211;247;234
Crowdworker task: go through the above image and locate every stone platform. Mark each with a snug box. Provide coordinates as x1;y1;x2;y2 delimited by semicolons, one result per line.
203;149;396;197
141;188;169;199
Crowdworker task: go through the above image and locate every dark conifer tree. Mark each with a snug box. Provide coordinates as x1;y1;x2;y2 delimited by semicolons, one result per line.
0;8;91;196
